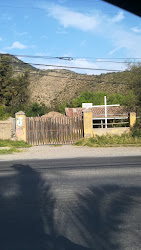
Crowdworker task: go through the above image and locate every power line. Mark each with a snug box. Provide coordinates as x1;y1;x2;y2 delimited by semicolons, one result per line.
3;54;141;64
1;57;141;74
72;56;141;60
0;60;123;72
30;63;122;72
0;57;140;84
11;54;73;61
72;59;141;64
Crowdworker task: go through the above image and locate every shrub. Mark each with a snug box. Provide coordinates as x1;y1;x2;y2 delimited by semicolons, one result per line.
131;117;141;137
0;106;10;120
74;133;141;147
26;102;46;117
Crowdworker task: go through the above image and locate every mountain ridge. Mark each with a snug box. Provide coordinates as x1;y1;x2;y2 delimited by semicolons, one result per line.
0;53;131;108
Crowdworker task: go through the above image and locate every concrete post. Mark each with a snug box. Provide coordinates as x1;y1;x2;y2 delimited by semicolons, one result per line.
130;112;136;128
15;111;26;141
83;110;93;138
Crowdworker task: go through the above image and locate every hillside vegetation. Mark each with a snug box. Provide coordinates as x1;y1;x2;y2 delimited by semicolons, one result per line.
0;53;141;116
29;69;132;108
0;54;132;106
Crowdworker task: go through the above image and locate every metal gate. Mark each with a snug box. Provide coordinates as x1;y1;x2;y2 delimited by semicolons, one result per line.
26;116;83;145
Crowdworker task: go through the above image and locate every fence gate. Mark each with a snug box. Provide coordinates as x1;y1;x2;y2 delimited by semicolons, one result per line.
26;116;83;145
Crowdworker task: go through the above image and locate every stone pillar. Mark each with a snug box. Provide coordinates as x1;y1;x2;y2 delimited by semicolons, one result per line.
15;111;26;141
130;112;136;128
83;110;93;138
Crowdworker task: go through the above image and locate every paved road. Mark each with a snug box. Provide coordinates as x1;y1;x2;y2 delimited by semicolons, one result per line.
0;156;141;250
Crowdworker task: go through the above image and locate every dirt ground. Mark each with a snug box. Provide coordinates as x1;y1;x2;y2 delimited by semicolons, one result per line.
0;145;141;161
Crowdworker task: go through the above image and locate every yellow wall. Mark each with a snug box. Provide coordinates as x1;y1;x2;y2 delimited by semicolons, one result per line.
130;112;136;128
0;120;12;140
93;127;130;136
83;111;135;138
83;111;93;138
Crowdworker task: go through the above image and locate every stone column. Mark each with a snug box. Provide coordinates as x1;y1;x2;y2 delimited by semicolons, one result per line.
83;110;93;138
130;112;136;128
15;111;26;141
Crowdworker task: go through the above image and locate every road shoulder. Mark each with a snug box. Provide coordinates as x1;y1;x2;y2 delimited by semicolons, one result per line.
0;145;141;161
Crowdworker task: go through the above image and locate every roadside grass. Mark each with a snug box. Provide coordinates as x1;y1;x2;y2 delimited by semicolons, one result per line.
74;134;141;147
0;140;31;154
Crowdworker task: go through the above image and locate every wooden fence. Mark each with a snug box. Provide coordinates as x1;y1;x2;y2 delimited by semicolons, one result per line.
26;116;83;145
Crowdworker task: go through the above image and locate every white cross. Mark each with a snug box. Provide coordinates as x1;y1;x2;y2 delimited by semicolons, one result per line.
91;96;120;128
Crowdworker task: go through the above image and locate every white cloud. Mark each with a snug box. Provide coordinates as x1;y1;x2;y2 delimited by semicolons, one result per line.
131;26;141;33
18;32;28;36
6;41;27;50
37;3;141;68
109;28;141;58
109;46;123;55
30;56;126;75
39;4;100;32
111;11;124;23
72;58;99;73
71;58;126;75
0;50;6;54
98;14;141;58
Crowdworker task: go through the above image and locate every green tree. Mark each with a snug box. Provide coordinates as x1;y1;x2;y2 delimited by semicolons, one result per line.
26;103;46;117
0;55;30;116
70;91;136;109
128;63;141;109
0;106;10;120
131;117;141;137
107;91;136;108
0;55;13;105
8;72;30;113
71;91;107;107
58;102;68;114
92;92;107;105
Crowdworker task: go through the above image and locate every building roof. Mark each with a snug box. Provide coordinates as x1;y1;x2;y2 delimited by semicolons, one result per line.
65;106;129;118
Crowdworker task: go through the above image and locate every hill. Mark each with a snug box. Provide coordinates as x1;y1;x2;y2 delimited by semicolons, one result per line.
0;53;132;108
0;53;37;72
28;67;132;108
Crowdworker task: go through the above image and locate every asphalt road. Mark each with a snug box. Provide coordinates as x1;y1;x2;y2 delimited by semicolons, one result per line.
0;156;141;250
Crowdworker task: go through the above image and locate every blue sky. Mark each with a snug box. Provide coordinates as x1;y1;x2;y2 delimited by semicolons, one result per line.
0;0;141;74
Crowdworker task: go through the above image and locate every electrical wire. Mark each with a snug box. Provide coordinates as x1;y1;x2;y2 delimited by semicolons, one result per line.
0;57;141;76
15;55;73;61
30;63;122;72
3;54;141;64
0;60;123;72
1;57;140;84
